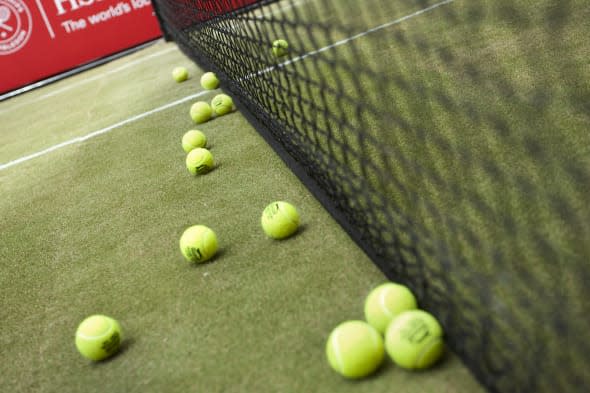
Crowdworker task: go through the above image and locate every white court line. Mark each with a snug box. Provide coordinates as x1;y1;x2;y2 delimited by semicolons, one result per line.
0;0;306;113
0;46;177;115
0;0;454;172
39;47;177;99
248;0;454;79
0;92;208;171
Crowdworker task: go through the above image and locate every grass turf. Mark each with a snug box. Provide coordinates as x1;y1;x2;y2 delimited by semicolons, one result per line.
0;40;484;392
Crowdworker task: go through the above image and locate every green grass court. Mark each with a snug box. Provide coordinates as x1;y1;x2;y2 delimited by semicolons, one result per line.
0;40;483;392
1;0;588;391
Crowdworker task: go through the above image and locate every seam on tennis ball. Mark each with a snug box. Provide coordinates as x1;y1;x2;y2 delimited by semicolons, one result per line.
415;336;442;368
282;211;298;226
282;205;299;226
331;329;345;374
378;287;394;319
77;318;114;340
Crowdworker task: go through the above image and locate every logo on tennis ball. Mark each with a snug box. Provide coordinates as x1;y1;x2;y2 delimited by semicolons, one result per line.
0;0;32;56
265;203;280;218
101;331;121;354
186;148;214;175
179;225;218;263
195;164;209;174
187;246;203;261
211;94;233;116
261;201;300;239
401;319;430;343
385;310;444;369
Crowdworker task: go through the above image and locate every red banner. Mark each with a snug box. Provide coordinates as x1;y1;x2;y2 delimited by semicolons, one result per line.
0;0;162;95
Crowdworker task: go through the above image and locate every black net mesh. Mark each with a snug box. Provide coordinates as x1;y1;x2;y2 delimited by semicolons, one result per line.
151;1;590;392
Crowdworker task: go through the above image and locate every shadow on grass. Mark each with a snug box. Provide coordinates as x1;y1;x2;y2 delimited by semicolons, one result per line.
88;337;135;367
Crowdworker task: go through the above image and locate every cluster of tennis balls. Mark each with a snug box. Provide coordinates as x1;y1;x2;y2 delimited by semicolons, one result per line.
272;39;289;57
76;203;300;361
190;75;235;124
179;37;291;184
75;39;293;362
180;71;233;176
171;67;235;123
75;70;301;363
326;282;445;379
180;70;299;262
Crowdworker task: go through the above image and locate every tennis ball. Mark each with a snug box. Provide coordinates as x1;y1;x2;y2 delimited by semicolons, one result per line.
364;282;418;334
385;310;445;370
182;130;207;153
172;66;188;82
190;101;212;124
186;148;214;175
326;320;385;379
211;94;234;116
261;201;299;239
200;72;220;90
75;315;122;361
179;225;218;263
272;39;289;57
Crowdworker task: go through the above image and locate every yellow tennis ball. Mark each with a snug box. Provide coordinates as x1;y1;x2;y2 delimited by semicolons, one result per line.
75;315;122;361
326;320;385;379
364;282;418;334
385;310;445;370
185;148;213;175
261;201;299;239
200;72;220;90
190;101;212;124
211;94;234;116
182;130;207;153
272;39;289;57
172;66;188;82
179;225;218;263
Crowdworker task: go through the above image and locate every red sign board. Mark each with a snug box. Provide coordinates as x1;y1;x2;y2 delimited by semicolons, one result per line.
0;0;162;95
